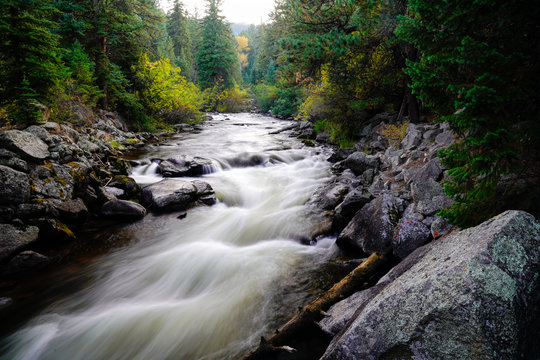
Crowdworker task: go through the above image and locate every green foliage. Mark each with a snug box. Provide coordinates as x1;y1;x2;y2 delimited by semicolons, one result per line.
0;0;65;125
64;41;102;104
133;54;203;126
167;0;194;80
197;0;241;89
271;84;304;118
397;0;540;227
253;83;278;112
202;84;249;113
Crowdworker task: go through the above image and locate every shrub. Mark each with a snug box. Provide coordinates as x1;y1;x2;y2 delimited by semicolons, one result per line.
252;83;278;112
379;122;409;147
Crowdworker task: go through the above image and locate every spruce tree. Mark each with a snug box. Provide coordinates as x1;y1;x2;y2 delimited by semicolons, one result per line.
196;0;240;89
396;0;540;226
167;0;194;80
0;0;64;124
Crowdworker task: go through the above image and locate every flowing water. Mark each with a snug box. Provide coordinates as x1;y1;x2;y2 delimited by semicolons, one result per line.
1;113;338;360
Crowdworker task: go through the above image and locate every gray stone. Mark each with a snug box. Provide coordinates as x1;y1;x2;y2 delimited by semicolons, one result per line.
332;189;373;232
0;149;28;172
77;137;100;153
16;202;58;219
431;216;454;238
416;195;454;216
142;179;210;211
0;224;39;262
392;217;431;259
42;122;61;132
322;210;540;360
25;125;51;144
48;198;88;223
0;130;50;161
408;158;443;184
30;164;74;200
30;218;76;243
435;130;455;146
104;186;125;198
4;251;50;275
337;193;403;254
423;128;443;142
308;182;350;211
158;156;213;177
411;178;445;203
101;200;147;221
401;123;422;150
0;165;30;205
342;152;380;176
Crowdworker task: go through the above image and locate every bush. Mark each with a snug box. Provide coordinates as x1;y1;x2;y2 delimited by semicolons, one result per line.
253;83;278;112
202;85;249;113
379;122;409;147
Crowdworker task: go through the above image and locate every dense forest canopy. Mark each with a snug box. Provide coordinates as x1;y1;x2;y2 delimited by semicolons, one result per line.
0;0;538;227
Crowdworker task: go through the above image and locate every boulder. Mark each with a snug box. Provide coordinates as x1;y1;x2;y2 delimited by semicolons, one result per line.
101;200;147;221
321;211;540;360
401;123;422;150
47;198;88;223
332;189;373;233
0;130;50;161
308;182;350;211
109;176;141;199
0;224;40;262
435;130;455;146
191;180;217;205
431;216;454;238
24;125;51;144
3;251;50;276
0;165;30;205
30;218;76;243
0;149;28;172
30;164;74;200
337;193;403;254
342;152;380;176
392;217;431;259
411;178;454;216
408;158;443;184
158;155;213;177
142;179;215;212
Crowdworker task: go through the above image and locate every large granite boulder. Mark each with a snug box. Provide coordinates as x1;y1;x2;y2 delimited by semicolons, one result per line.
321;210;540;360
332;189;373;233
142;179;215;211
0;149;28;172
401;123;423;150
158;155;213;177
0;224;40;262
0;165;30;205
408;158;443;184
336;193;403;254
30;164;75;201
101;200;147;221
411;178;454;216
392;216;431;259
0;130;50;161
341;152;380;176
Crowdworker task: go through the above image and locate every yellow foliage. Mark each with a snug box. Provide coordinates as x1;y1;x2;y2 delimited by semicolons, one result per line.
379;122;409;147
236;36;250;69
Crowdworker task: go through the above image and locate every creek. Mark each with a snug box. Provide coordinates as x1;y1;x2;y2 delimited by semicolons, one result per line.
1;113;338;360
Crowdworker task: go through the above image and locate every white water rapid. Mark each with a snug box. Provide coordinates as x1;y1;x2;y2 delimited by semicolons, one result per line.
1;113;338;360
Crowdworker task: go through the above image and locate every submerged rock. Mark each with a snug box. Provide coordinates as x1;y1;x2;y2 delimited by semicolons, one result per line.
321;210;540;360
4;251;50;276
142;179;215;212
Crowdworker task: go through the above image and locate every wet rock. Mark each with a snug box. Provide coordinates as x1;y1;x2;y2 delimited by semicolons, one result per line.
101;200;147;221
332;189;373;233
158;155;213;177
47;198;88;223
342;152;380;176
0;165;30;205
104;186;124;198
142;179;214;212
392;217;431;259
31;218;76;243
0;130;50;161
0;224;40;262
321;211;540;360
337;193;403;254
174;123;194;132
0;149;28;172
308;182;350;211
16;202;58;219
225;153;266;168
109;176;140;199
3;251;50;276
408;158;443;184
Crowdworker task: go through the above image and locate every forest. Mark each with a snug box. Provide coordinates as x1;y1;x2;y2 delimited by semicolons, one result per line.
0;0;539;227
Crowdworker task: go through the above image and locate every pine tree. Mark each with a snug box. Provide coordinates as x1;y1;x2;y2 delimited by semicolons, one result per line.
396;0;540;227
196;0;240;89
166;0;194;80
0;0;64;124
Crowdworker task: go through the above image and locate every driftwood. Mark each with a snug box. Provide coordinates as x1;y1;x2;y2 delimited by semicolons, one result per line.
244;252;390;359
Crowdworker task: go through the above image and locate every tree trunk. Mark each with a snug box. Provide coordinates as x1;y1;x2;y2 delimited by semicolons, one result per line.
243;252;391;360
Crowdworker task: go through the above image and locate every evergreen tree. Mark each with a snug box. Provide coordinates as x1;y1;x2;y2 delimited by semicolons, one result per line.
0;0;64;124
196;0;240;89
397;0;540;226
166;0;194;80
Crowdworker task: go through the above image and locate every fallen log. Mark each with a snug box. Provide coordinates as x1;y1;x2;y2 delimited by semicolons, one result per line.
243;252;391;360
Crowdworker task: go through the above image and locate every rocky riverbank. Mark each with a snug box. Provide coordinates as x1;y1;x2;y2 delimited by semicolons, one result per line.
0;112;218;279
246;114;540;359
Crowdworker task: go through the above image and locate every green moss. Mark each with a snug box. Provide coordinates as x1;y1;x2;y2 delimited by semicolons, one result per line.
302;139;315;147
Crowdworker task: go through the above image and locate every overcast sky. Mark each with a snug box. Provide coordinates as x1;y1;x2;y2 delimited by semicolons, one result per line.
160;0;275;24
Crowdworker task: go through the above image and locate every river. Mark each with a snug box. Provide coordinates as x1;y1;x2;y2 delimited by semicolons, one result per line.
1;113;338;360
